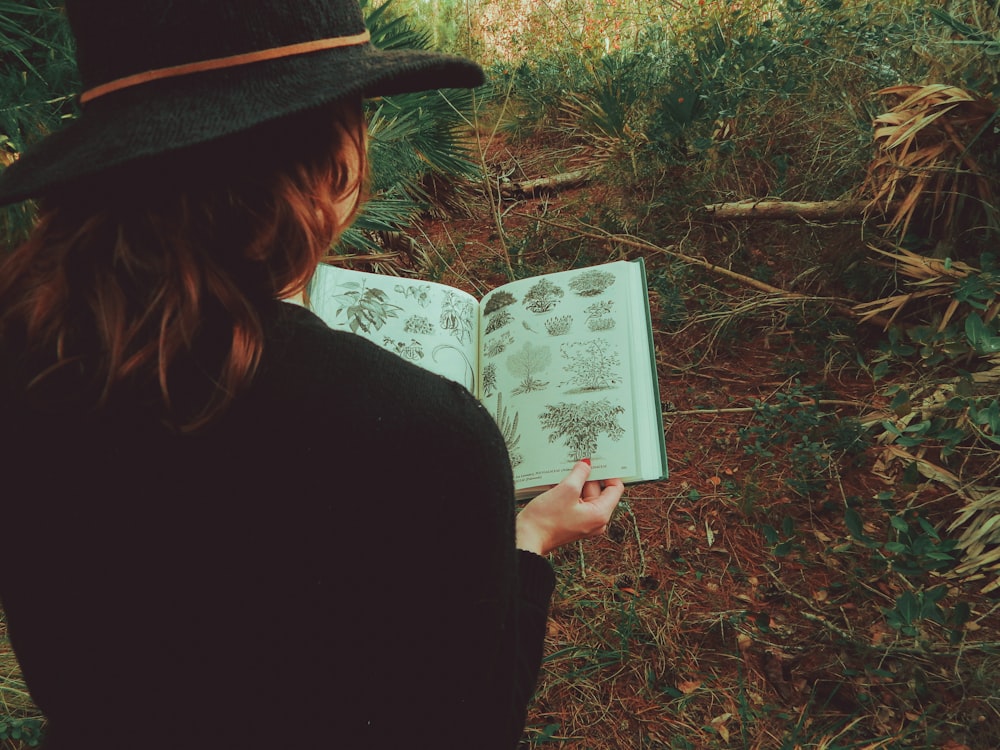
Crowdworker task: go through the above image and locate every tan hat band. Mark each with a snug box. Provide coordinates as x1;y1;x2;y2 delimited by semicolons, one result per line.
80;29;372;105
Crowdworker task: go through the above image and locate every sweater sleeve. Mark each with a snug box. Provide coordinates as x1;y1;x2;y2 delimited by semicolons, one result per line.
508;549;556;744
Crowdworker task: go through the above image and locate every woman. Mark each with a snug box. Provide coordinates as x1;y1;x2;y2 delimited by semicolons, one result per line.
0;1;623;748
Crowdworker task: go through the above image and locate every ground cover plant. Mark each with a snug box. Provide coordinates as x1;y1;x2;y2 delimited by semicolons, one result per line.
3;0;1000;748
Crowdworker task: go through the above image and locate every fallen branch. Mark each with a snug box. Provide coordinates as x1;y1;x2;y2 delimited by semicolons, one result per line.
500;169;591;199
534;217;893;328
702;199;871;221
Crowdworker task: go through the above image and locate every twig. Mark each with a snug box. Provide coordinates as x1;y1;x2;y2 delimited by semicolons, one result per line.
534;217;894;328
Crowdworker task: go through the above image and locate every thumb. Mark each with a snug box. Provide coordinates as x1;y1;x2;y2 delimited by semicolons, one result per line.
562;458;593;493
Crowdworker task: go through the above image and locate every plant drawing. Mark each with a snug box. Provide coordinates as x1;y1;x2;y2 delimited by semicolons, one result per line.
485;309;514;334
560;339;623;392
507;341;552;394
440;291;475;345
568;268;616;297
494;393;523;468
483;289;517;315
539;399;626;461
484;332;515;358
383;337;425;361
545;315;573;336
432;344;475;392
332;281;403;334
395;283;433;308
585;299;616;331
482;362;497;398
403;314;434;335
523;278;565;313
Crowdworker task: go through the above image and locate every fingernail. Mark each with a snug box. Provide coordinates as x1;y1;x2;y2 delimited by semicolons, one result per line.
581;458;591;466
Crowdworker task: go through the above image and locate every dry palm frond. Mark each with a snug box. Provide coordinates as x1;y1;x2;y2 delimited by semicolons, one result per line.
852;245;985;327
862;84;997;241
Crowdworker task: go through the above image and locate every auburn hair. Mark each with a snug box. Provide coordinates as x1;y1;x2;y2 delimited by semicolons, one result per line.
0;101;367;431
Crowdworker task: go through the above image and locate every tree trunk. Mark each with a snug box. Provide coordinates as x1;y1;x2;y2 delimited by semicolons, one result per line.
500;169;592;198
702;199;871;221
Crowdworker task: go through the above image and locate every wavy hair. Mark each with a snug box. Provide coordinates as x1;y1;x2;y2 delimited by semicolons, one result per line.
0;101;367;431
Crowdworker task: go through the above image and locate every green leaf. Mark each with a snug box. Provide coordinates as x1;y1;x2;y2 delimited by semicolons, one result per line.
890;516;910;532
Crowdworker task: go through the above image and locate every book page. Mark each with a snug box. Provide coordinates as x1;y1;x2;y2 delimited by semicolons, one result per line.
306;264;480;391
478;260;656;493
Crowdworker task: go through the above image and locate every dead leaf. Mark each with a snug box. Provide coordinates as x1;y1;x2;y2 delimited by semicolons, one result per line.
677;680;702;695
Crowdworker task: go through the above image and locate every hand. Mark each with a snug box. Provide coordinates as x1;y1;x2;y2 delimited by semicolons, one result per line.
515;460;625;556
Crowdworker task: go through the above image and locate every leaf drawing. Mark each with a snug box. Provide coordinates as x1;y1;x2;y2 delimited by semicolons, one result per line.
440;291;475;345
539;399;626;461
507;341;551;395
560;339;623;392
483;289;517;316
523;278;565;313
494;393;523;468
568;268;616;297
395;283;434;308
333;281;403;334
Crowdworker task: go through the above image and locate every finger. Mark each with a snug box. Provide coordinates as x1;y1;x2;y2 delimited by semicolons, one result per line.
580;479;603;500
561;459;593;494
590;478;625;518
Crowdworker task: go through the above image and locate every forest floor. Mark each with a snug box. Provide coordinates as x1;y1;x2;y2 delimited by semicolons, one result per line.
398;129;1000;750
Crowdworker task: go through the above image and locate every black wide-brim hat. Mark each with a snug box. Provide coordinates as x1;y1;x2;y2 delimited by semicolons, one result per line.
0;0;485;207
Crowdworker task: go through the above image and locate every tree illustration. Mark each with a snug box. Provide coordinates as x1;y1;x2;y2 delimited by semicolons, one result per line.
506;341;551;395
568;268;616;297
523;278;564;313
539;399;626;461
560;339;622;392
483;289;517;316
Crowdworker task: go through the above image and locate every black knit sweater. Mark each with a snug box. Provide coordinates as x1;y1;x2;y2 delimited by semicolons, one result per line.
0;301;555;749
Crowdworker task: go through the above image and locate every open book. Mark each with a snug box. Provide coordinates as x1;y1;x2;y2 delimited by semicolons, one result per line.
305;259;668;498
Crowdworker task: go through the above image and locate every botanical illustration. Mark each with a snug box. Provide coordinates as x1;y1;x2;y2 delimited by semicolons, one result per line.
523;278;565;313
545;315;573;336
559;339;623;392
485;309;514;334
432;345;475;392
394;283;434;308
494;393;523;469
382;337;425;361
331;281;403;334
507;341;552;395
483;289;517;316
403;314;435;335
585;299;616;331
439;291;475;345
568;268;616;297
539;399;626;461
484;331;515;358
482;362;497;398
